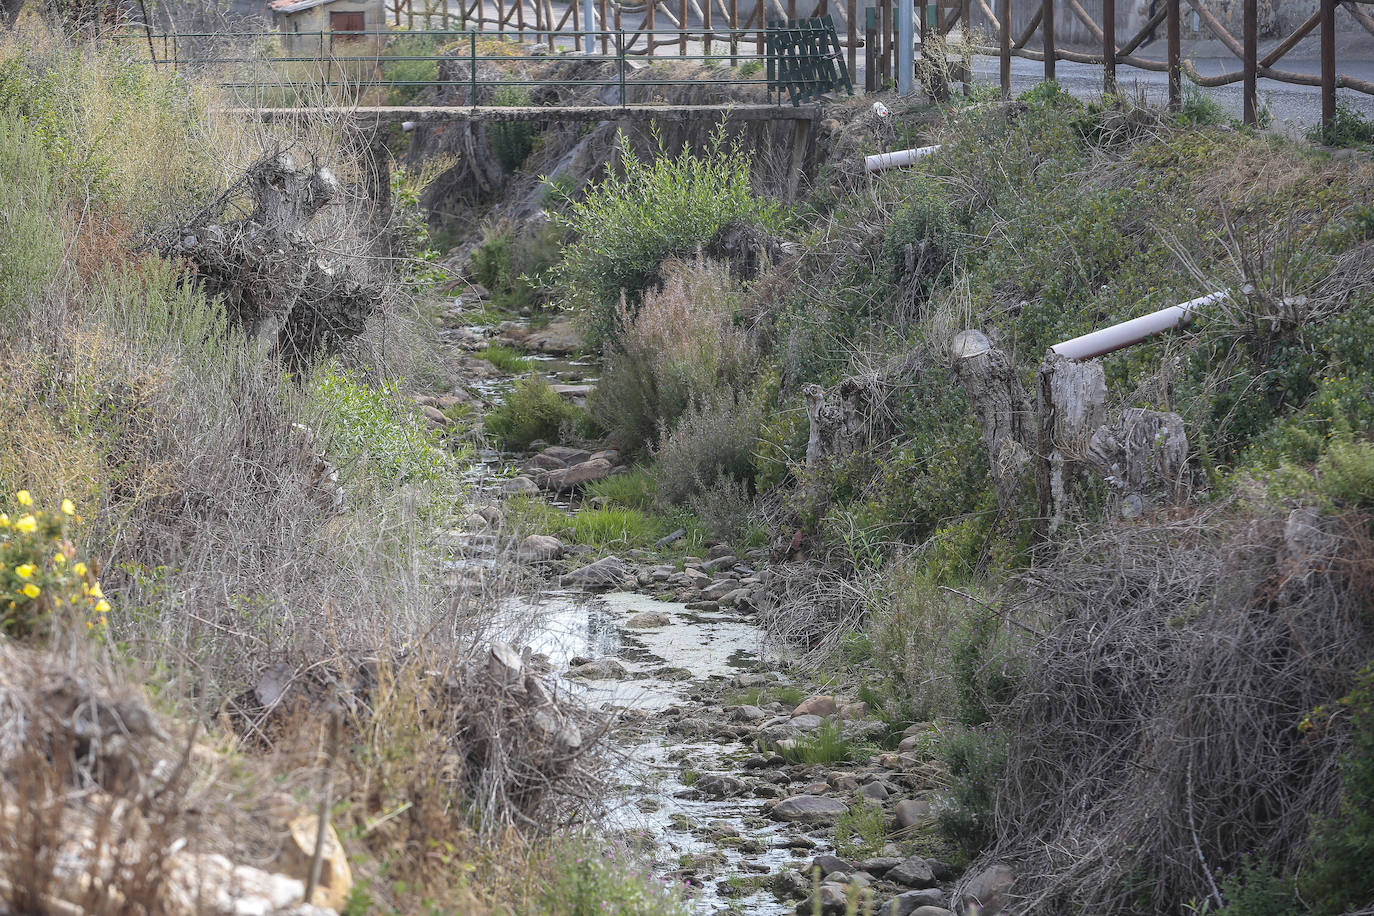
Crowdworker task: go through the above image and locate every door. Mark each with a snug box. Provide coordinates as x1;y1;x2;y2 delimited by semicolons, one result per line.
329;10;365;36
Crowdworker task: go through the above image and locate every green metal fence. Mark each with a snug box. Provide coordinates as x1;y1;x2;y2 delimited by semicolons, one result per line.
142;23;851;107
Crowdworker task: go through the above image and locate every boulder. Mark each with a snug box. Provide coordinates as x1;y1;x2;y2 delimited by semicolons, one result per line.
565;658;630;679
858;857;902;877
499;476;540;495
792;695;839;718
770;795;848;825
957;863;1015;915
809;854;855;878
541;445;591;464
797;882;849;916
280;815;353;910
694;773;747;798
543;458;612;492
564;556;631;588
894;798;933;829
701;579;740;601
517;534;565;562
729;704;769;722
860;781;890;802
626;611;671;628
525;452;568;471
719;588;753;607
882;889;950;916
887;856;938;889
790;714;826;731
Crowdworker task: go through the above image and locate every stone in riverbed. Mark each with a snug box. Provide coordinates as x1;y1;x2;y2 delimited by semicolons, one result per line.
790;714;826;731
564;555;631;588
859;781;890;801
564;658;630;680
858;857;902;877
541;445;591;464
797;883;849;916
886;856;938;889
693;774;747;798
881;889;948;916
957;863;1015;915
893;798;933;829
542;458;612;492
517;534;564;562
810;855;855;878
701;579;740;601
499;476;540;495
770;795;848;825
792;695;838;718
625;611;671;628
729;705;768;722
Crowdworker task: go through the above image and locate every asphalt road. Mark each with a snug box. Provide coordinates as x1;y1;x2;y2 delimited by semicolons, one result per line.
964;51;1374;134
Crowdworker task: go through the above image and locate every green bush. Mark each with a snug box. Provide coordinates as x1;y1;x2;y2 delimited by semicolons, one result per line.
1300;664;1374;914
1214;858;1302;916
475;342;531;372
651;390;764;508
880;177;954;284
0;111;63;322
468;221;563;312
490;85;538;172
585;468;656;511
381;35;440;105
310;365;463;490
772;721;865;765
935;724;1006;858
1309;103;1374;148
834;805;889;860
1316;434;1374;509
590;257;755;453
551;126;782;347
484;376;583;449
537;837;688;916
1177;86;1228;127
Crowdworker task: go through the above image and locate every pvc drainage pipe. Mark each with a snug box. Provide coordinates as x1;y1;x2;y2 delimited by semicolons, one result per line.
1050;290;1231;361
864;144;942;173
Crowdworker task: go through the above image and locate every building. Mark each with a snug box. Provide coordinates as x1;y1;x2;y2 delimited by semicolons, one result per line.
268;0;387;51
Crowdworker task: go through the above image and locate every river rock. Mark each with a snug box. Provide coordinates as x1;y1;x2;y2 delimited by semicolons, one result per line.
810;854;855;878
894;798;933;829
625;611;671;628
565;658;630;680
701;554;738;573
719;588;753;607
882;889;948;916
957;863;1015;915
798;883;849;916
500;475;540;495
790;714;826;731
564;555;631;588
589;448;620;464
771;795;848;825
541;445;590;464
729;704;768;722
860;781;890;801
701;579;740;601
543;458;612;492
792;695;838;718
517;534;565;562
521;316;582;355
859;857;903;876
694;773;747;798
887;856;938;889
655;529;686;548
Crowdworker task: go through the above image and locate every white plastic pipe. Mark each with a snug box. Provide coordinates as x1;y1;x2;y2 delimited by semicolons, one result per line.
1050;291;1231;361
864;144;941;173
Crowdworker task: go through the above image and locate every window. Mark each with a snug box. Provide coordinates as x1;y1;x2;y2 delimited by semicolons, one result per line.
329;10;365;35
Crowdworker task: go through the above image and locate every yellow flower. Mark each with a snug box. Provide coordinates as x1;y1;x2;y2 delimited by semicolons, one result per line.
16;490;32;506
73;561;88;577
89;583;103;599
53;552;66;565
94;599;110;613
61;499;75;516
15;564;35;580
21;583;40;599
0;513;8;528
14;515;36;534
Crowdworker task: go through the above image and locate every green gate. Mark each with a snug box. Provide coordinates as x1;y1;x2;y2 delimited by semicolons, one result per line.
765;15;854;107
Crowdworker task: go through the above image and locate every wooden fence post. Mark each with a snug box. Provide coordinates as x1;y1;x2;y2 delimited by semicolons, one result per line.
1000;0;1010;96
880;0;890;84
732;0;740;63
865;4;877;89
1243;0;1256;122
703;0;711;57
848;0;857;79
1042;0;1054;81
681;0;689;55
1167;0;1180;110
1321;0;1336;130
1103;0;1116;93
601;0;609;52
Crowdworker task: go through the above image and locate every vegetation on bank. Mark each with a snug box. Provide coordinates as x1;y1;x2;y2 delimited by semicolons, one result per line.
0;25;685;916
482;80;1374;914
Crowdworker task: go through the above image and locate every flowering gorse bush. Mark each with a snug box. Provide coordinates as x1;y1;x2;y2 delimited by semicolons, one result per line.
0;490;108;637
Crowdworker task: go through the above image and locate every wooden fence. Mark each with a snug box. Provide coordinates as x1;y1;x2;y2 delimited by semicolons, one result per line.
388;0;1374;128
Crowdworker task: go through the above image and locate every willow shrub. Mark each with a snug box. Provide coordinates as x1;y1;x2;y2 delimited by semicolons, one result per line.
550;125;782;348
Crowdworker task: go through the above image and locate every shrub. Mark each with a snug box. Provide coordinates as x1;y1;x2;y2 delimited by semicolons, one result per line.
0;491;109;638
880;177;954;284
490;85;537;172
1216;858;1302;916
1309;103;1374;148
1300;664;1374;914
933;724;1006;858
651;390;764;508
584;468;656;511
381;34;441;105
772;721;864;765
1177;86;1228;126
551;125;782;348
476;342;532;372
834;805;888;859
485;376;584;449
0;112;63;322
309;364;463;491
468;220;563;312
590;257;755;452
1316;434;1374;509
687;475;754;544
536;837;688;916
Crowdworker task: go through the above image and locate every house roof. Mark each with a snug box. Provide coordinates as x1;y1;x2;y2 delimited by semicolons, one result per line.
268;0;346;14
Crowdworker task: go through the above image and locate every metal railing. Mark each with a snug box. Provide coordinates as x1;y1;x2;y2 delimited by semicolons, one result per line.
144;23;851;107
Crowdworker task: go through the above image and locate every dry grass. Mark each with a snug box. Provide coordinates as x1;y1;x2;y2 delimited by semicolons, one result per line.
974;506;1374;914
